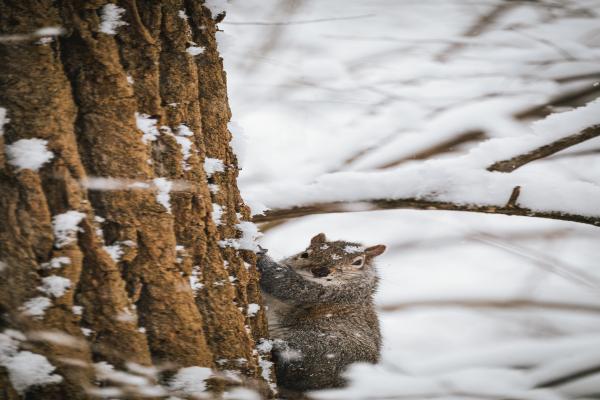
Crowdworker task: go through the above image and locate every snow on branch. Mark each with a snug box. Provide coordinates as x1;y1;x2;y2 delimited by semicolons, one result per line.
488;124;600;172
250;100;600;227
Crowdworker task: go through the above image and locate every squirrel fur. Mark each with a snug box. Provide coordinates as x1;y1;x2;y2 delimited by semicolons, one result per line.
257;233;386;393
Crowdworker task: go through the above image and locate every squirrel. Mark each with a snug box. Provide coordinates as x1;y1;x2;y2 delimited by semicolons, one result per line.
257;233;386;394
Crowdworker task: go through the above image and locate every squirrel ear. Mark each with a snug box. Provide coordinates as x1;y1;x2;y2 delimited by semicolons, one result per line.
310;233;327;246
365;245;386;257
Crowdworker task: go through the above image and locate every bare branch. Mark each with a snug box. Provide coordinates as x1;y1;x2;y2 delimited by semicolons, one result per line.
488;124;600;172
252;198;600;227
536;365;600;388
378;299;600;314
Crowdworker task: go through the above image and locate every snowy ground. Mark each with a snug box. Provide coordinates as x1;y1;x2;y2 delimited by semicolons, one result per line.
220;0;600;398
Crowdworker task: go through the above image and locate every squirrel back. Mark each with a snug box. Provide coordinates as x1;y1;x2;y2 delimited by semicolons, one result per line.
258;233;386;393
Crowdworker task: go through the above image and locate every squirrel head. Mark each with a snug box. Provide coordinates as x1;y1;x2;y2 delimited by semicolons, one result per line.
284;233;386;286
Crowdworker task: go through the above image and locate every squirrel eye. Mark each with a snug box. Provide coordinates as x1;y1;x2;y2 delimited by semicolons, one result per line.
352;257;364;267
300;252;309;259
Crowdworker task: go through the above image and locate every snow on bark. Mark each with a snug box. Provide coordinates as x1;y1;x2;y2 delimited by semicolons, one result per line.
153;178;172;213
19;297;52;318
37;276;71;298
204;157;225;177
99;4;128;35
136;113;159;144
52;211;86;248
5;138;54;171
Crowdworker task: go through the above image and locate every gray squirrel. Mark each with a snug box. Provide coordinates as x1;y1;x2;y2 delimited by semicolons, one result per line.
257;233;386;393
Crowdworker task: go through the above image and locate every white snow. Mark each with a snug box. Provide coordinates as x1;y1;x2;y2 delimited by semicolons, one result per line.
218;221;262;252
4;351;62;394
136;113;159;144
186;45;205;56
169;366;212;396
52;210;85;248
40;257;71;270
72;305;83;315
175;124;194;170
256;338;273;354
103;243;123;262
99;4;128;35
37;276;71;298
178;10;188;21
5;138;54;171
0;107;7;137
19;297;51;318
246;303;260;317
228;121;248;167
153;178;172;213
204;157;225;177
343;245;363;254
212;203;224;225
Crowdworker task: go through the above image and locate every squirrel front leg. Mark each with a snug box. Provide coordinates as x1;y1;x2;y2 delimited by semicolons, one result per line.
257;254;326;306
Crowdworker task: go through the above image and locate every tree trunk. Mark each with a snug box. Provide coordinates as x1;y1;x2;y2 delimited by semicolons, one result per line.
0;1;271;398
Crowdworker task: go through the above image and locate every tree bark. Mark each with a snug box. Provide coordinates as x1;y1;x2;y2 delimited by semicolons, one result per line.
0;1;270;398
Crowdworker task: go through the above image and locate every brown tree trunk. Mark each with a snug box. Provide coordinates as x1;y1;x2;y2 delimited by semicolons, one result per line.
0;1;271;398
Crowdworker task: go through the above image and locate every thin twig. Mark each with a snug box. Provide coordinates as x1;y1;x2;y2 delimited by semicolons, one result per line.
488;125;600;172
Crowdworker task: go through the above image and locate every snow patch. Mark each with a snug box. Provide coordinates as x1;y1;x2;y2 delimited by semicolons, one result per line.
204;157;225;177
153;178;172;213
186;45;205;56
103;243;123;262
52;211;85;248
40;257;71;270
247;303;260;317
228;120;248;167
218;221;262;252
4;351;62;394
5;138;54;171
176;124;194;170
0;107;7;137
99;4;128;35
136;113;159;144
212;203;224;226
20;297;51;318
178;10;188;20
38;276;71;298
344;245;364;254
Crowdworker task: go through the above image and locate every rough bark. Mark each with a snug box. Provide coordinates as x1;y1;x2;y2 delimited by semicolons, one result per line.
0;1;271;398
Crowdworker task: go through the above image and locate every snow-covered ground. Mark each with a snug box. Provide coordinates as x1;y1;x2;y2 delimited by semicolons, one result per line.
220;0;600;398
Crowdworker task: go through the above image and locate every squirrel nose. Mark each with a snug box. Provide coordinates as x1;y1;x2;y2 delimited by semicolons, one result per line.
311;266;330;278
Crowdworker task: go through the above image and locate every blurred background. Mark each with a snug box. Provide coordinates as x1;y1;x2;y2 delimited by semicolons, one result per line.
220;1;600;398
